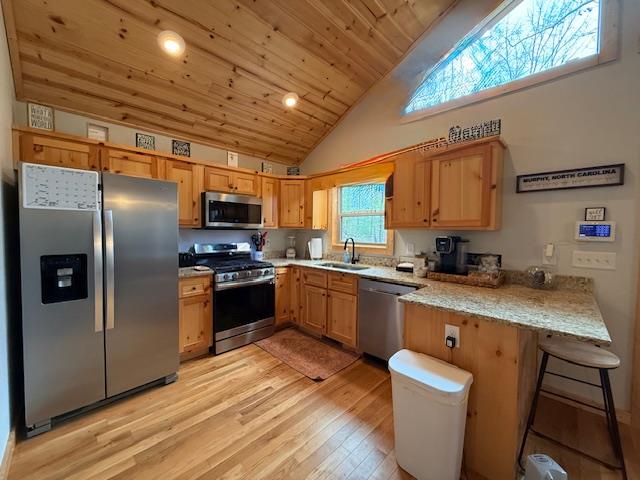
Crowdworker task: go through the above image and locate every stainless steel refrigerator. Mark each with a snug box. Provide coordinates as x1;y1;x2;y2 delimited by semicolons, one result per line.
18;162;179;437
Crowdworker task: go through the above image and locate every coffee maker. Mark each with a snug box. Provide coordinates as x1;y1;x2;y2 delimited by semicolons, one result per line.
435;236;469;275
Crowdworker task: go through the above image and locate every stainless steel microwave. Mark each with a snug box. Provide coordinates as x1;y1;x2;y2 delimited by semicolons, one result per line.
202;192;263;229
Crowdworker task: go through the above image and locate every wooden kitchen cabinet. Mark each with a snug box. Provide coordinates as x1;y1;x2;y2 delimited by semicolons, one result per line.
301;284;327;335
312;189;329;230
290;267;301;324
261;177;279;228
275;268;290;327
101;149;163;179
279;179;305;228
21;134;100;170
326;289;357;347
387;149;430;228
300;268;357;346
204;166;259;196
430;145;493;228
165;160;203;227
404;303;536;480
178;276;213;361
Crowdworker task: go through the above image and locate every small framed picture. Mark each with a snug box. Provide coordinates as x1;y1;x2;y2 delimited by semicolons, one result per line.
585;207;606;221
287;166;300;176
261;161;273;174
87;123;108;141
28;103;54;131
172;139;191;157
227;151;238;167
136;133;155;150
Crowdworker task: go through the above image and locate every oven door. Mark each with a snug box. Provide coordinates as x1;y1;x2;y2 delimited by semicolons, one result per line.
214;277;275;344
203;192;262;229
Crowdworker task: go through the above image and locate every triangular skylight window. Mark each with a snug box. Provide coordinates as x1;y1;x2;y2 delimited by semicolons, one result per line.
404;0;601;115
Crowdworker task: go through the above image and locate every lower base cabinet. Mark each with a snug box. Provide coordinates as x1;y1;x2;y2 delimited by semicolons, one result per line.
275;268;291;327
300;268;357;347
178;276;213;361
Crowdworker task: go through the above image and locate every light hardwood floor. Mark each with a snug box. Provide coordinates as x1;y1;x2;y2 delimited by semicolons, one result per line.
7;344;639;480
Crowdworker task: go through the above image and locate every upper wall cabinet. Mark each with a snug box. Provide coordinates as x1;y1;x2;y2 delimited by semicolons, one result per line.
165;160;204;227
385;139;503;231
261;177;279;228
430;144;501;229
279;179;305;228
101;149;163;179
204;166;259;196
21;134;100;171
387;150;430;228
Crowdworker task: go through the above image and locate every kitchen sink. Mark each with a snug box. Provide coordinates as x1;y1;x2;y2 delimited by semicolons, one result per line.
319;262;370;271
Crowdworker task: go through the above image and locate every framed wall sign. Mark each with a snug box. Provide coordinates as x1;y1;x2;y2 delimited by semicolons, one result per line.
172;140;191;157
261;161;273;174
516;164;624;193
585;207;606;221
87;123;108;141
28;103;54;131
287;166;300;176
136;133;155;150
227;151;238;167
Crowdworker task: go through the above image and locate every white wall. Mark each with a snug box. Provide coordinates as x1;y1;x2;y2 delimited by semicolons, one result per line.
13;101;289;175
0;3;16;463
178;228;291;255
302;0;640;409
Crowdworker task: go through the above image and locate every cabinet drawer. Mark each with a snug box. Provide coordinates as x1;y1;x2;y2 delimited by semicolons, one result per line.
327;272;358;295
302;269;327;288
179;276;211;298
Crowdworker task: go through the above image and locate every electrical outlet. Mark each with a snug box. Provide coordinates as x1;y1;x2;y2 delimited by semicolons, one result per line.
444;324;460;348
406;243;415;255
572;250;616;270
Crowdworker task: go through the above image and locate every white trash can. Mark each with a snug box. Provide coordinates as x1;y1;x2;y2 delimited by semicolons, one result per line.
389;349;473;480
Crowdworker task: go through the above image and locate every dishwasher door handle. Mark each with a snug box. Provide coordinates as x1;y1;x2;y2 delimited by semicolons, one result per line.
360;288;403;296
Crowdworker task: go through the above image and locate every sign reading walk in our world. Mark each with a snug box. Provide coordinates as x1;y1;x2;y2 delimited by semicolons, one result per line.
517;164;625;193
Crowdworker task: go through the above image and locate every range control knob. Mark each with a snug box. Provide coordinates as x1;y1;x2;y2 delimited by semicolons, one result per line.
231;272;239;280
255;270;263;276
264;269;272;276
222;273;230;281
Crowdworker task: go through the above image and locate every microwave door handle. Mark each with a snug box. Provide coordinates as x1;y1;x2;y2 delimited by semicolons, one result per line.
105;210;115;330
93;210;104;333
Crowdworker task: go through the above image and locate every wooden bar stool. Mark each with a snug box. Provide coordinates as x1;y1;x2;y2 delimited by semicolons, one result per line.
517;337;627;479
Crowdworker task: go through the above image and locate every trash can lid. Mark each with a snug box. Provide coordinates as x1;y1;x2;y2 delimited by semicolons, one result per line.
389;349;473;399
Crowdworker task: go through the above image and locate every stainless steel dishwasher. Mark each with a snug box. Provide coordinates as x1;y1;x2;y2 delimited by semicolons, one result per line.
358;279;417;361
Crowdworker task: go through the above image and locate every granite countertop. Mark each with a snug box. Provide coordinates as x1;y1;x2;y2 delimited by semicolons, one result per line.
269;258;611;345
178;266;214;278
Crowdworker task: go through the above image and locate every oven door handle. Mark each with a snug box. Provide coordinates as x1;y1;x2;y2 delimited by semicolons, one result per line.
215;276;275;291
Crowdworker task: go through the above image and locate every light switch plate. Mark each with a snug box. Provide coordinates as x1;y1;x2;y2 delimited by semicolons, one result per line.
542;243;557;266
572;250;616;270
406;243;415;255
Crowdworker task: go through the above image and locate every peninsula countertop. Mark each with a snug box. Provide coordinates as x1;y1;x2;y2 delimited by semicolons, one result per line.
269;258;611;345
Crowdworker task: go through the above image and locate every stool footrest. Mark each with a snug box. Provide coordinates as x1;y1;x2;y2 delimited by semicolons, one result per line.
529;429;623;472
540;388;606;412
545;370;603;389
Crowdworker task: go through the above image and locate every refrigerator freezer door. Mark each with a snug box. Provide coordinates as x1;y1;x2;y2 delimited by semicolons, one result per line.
102;173;179;397
19;176;106;429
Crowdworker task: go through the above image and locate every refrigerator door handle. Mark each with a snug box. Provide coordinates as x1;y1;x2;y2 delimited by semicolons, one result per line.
93;210;104;333
105;209;115;330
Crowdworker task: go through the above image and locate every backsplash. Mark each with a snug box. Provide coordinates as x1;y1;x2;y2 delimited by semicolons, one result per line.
178;228;290;253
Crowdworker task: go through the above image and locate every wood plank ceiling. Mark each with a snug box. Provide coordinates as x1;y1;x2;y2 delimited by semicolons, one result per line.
2;0;455;164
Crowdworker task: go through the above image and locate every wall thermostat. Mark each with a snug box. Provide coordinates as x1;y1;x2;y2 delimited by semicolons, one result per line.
575;221;616;242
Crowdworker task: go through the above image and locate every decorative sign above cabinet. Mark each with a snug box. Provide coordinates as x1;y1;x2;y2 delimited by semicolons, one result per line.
516;164;624;193
448;119;501;144
172;140;191;157
136;133;155;150
28;103;54;131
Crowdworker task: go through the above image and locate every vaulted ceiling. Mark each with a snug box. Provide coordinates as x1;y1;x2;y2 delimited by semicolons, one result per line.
2;0;455;164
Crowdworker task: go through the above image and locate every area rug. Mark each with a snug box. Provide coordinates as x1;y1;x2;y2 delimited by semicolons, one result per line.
255;328;360;380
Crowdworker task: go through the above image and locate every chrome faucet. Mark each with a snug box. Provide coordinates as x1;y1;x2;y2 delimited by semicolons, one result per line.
343;237;358;264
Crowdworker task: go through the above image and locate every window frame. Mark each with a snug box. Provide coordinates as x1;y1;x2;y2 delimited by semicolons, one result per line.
401;0;619;123
329;181;394;256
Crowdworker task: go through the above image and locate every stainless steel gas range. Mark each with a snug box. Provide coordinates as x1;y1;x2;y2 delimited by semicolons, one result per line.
190;243;275;354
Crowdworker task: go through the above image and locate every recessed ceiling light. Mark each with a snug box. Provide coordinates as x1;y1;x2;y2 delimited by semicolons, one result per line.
282;92;299;108
157;30;185;57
